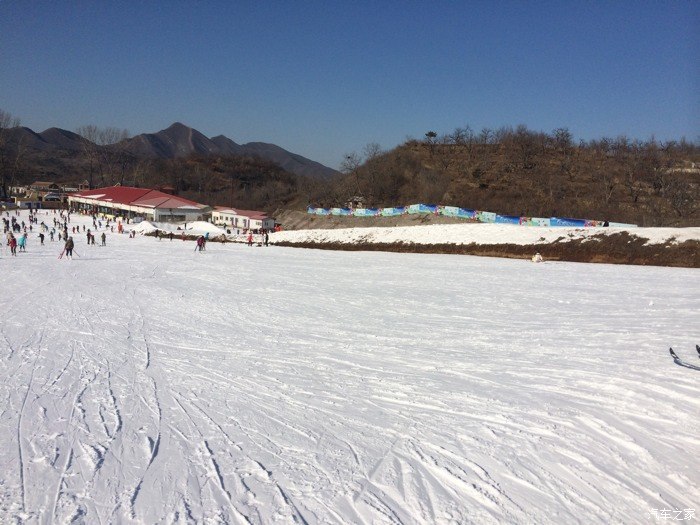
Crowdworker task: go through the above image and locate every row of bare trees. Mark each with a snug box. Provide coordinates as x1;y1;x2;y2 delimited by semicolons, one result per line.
74;125;132;188
0;109;22;197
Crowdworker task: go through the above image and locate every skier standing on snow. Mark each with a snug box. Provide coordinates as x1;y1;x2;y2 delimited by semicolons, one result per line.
8;233;17;256
18;233;27;252
101;232;106;246
64;236;74;259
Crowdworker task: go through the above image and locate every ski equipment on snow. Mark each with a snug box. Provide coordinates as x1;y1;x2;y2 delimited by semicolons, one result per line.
669;347;700;371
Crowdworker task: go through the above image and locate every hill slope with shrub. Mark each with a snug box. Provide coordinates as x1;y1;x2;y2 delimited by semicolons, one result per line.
304;127;699;227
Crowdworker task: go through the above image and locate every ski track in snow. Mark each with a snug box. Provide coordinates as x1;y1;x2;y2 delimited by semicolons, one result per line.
0;210;699;524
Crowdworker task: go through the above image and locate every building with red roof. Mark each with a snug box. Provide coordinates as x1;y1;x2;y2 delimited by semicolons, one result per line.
212;206;275;231
68;186;211;222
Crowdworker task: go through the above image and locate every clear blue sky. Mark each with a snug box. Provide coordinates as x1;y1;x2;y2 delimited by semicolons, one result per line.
1;1;698;169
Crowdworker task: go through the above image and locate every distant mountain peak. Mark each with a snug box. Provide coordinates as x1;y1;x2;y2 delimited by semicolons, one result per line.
121;123;339;180
164;122;190;131
8;122;340;181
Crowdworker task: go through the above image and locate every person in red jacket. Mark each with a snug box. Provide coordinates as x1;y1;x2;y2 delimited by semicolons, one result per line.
8;233;17;256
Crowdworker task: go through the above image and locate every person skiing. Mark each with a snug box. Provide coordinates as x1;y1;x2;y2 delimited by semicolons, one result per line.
64;236;74;259
247;232;253;247
18;233;27;252
196;235;205;252
101;232;106;246
39;232;45;245
8;233;17;256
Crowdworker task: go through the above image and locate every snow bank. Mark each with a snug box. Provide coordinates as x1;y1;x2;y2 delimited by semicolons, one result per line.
132;220;227;236
271;223;700;246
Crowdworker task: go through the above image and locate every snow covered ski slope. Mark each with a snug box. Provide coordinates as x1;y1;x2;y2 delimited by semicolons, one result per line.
1;210;699;524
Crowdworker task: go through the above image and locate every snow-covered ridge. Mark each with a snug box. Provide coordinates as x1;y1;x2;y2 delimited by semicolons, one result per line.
270;223;700;246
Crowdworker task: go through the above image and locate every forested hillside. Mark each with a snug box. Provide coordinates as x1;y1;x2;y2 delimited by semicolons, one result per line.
311;126;699;226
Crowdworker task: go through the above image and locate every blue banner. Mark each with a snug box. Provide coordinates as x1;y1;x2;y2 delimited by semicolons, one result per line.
440;206;477;219
408;204;439;214
381;207;407;216
495;215;520;224
550;217;587;227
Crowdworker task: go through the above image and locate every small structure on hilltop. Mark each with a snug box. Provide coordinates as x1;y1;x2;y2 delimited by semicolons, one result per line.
346;195;365;209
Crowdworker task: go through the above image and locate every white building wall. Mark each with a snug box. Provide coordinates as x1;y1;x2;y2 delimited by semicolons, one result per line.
212;210;273;230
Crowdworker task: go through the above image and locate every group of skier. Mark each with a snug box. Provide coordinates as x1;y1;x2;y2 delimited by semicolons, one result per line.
1;209;113;259
4;208;274;258
4;232;26;255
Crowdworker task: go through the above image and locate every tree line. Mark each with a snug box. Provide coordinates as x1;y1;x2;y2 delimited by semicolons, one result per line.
1;108;698;225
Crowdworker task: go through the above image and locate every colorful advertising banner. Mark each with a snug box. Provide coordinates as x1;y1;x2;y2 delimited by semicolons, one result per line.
407;204;439;214
440;206;477;219
353;208;380;217
307;205;634;228
477;211;497;223
519;217;551;227
381;207;407;216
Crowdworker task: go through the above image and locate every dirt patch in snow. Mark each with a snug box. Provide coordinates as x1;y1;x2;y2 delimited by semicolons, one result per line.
273;232;700;268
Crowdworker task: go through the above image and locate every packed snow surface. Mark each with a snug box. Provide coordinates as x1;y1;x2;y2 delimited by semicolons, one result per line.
1;211;699;524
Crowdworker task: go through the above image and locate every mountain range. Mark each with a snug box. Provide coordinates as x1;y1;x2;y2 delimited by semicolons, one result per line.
3;122;339;180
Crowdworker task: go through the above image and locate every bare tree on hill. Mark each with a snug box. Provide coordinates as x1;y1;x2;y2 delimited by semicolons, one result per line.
76;125;130;188
0;109;22;198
